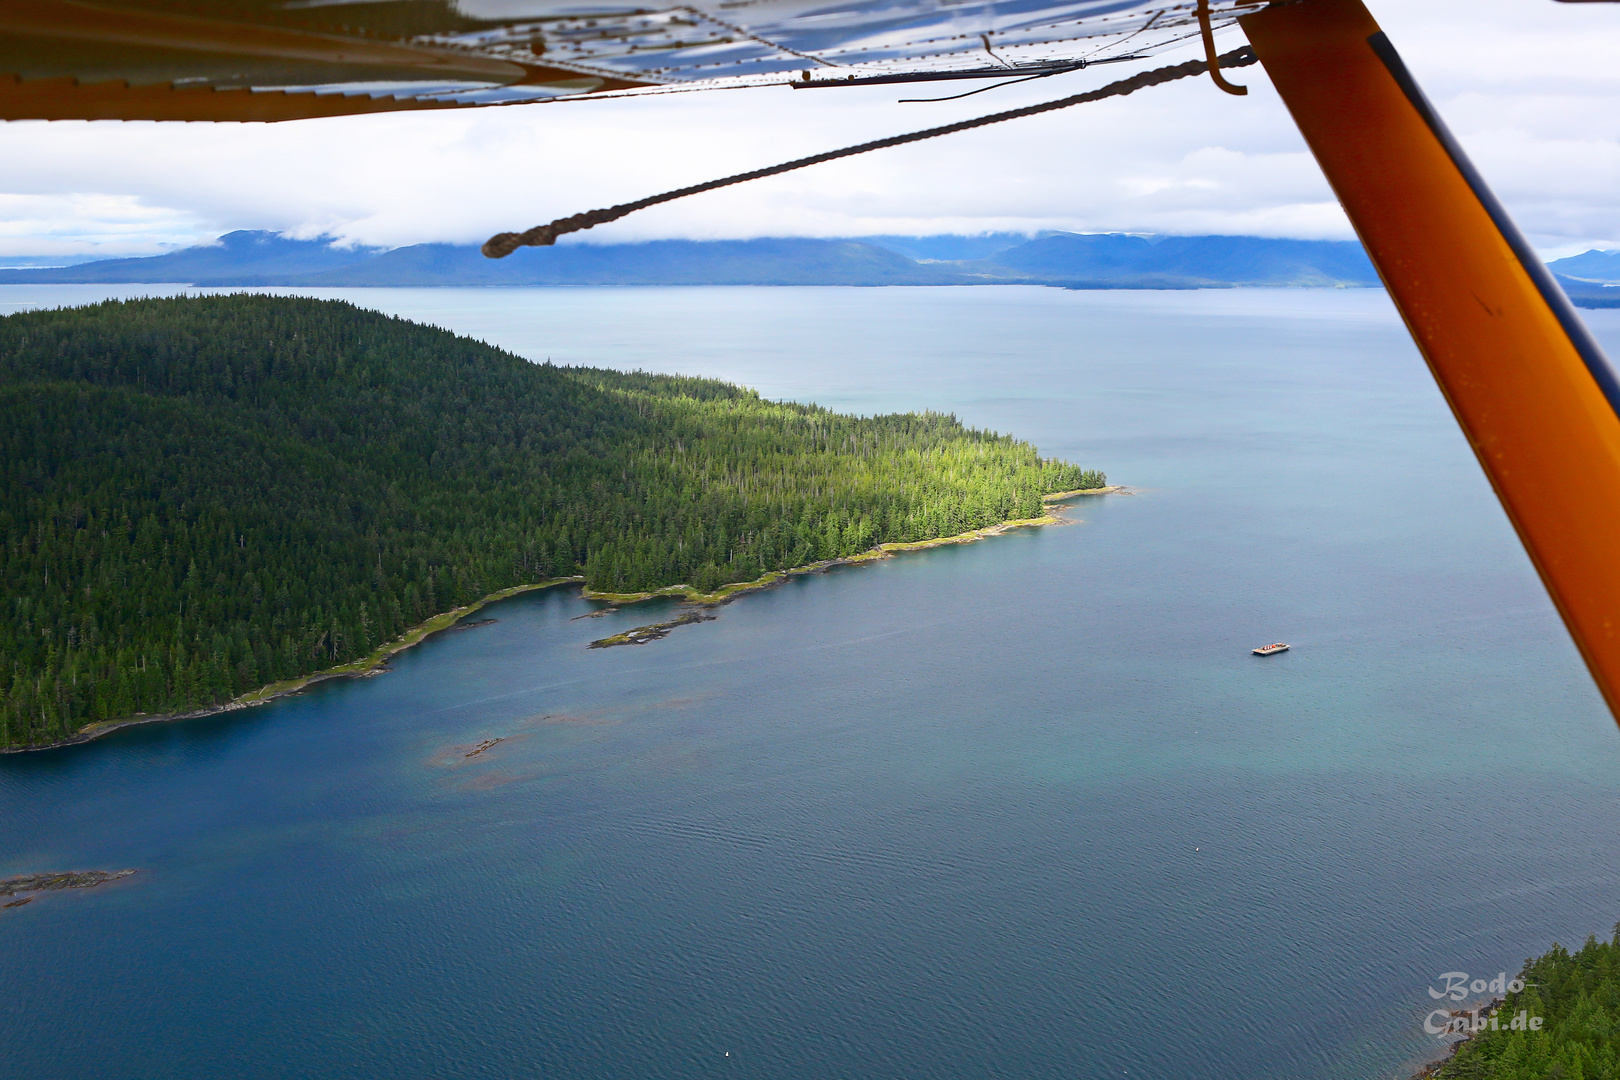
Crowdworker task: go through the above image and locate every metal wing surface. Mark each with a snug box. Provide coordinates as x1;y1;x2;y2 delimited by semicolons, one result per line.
0;0;1261;120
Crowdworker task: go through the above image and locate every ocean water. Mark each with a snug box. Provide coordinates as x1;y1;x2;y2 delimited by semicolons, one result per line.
5;284;1620;1080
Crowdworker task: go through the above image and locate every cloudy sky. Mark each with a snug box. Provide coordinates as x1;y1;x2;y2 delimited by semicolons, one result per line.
1;0;1617;260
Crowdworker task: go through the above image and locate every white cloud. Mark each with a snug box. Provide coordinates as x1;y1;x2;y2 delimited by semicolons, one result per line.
0;0;1617;256
0;192;208;257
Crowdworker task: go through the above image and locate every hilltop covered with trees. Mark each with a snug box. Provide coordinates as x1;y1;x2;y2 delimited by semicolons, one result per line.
1;294;1099;748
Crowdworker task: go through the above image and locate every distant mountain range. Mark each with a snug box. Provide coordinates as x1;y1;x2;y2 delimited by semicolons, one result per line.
1;229;1615;304
0;230;1382;290
971;233;1380;289
1550;249;1620;308
0;231;385;284
1550;249;1620;284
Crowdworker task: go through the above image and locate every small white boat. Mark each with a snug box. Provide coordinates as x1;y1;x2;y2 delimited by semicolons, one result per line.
1252;643;1290;656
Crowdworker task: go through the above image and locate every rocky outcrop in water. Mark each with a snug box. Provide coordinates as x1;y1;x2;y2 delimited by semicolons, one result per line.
1;869;136;908
589;610;716;648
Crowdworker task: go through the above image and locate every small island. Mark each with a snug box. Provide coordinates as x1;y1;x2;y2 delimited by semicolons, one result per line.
0;295;1106;750
1;869;137;910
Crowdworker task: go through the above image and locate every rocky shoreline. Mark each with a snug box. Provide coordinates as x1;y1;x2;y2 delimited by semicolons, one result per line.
1410;998;1506;1080
4;578;583;755
580;486;1123;610
580;486;1122;647
11;486;1122;750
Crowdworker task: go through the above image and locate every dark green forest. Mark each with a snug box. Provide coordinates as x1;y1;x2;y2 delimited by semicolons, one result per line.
1431;931;1620;1080
1;294;1100;748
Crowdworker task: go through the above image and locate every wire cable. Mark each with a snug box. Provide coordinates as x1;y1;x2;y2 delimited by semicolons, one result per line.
481;45;1257;259
899;66;1072;104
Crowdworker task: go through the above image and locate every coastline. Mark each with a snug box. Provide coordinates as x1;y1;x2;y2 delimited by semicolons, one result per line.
10;486;1119;752
4;577;584;754
1410;997;1506;1080
583;486;1121;643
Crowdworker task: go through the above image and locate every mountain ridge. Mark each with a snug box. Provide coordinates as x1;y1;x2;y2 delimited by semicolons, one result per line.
0;230;1380;290
1549;249;1620;284
7;231;1616;304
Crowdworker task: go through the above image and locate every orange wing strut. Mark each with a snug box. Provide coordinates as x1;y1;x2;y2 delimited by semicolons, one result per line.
1242;0;1620;720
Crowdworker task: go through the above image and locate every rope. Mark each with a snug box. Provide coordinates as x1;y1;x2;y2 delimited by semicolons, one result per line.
482;45;1257;259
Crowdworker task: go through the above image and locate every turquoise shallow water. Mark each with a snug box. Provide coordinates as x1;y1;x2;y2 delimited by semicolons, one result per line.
5;284;1620;1079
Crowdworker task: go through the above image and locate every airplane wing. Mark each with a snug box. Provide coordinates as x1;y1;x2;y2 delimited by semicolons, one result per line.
0;0;1259;120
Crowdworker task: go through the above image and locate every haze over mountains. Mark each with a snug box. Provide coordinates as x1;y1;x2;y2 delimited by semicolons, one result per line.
0;230;1383;290
2;229;1616;305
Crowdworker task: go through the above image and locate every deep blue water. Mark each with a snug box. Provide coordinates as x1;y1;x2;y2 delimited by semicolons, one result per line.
5;285;1620;1080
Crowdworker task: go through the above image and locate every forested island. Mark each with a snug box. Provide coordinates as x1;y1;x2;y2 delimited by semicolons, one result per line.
0;294;1101;750
1426;930;1620;1080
